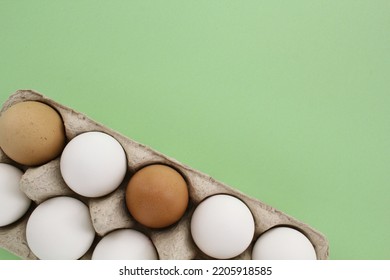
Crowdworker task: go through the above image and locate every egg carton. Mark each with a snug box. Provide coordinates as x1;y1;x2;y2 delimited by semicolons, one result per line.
0;89;329;260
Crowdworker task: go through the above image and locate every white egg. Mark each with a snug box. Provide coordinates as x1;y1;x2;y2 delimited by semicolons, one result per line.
0;163;31;227
26;196;95;260
252;226;317;260
190;194;255;259
60;131;127;198
92;229;158;260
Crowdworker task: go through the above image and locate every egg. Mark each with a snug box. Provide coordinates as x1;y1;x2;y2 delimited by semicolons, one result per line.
92;229;158;260
190;194;255;259
0;163;31;227
0;101;65;166
26;196;95;260
125;164;188;229
251;226;317;260
60;131;127;198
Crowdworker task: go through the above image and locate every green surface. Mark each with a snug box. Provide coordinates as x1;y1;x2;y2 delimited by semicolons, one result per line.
0;1;389;260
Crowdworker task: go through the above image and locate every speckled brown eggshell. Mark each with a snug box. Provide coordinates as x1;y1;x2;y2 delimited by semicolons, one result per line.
125;164;189;229
0;101;66;166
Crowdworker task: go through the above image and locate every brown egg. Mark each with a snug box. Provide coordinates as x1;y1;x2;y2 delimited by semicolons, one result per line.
0;101;66;166
126;164;189;229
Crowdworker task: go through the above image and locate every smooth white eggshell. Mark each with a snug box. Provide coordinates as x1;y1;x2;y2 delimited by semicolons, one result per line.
26;196;95;259
190;194;255;259
0;163;31;227
252;226;317;260
92;229;158;260
60;131;127;198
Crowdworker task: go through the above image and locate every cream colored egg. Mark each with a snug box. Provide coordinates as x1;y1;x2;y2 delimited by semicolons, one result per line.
0;101;65;166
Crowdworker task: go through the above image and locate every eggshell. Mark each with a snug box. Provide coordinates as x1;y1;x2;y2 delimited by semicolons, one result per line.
125;164;189;229
0;163;31;227
60;131;127;198
26;196;95;260
0;101;65;166
252;226;317;260
92;229;158;260
190;194;255;259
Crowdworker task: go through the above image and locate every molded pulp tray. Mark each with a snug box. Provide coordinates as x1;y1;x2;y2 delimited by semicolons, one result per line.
0;90;329;260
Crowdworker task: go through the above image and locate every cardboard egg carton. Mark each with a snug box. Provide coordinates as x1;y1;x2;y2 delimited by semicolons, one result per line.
0;90;329;260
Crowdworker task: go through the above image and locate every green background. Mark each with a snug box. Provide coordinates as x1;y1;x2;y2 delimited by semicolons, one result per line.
0;0;389;260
